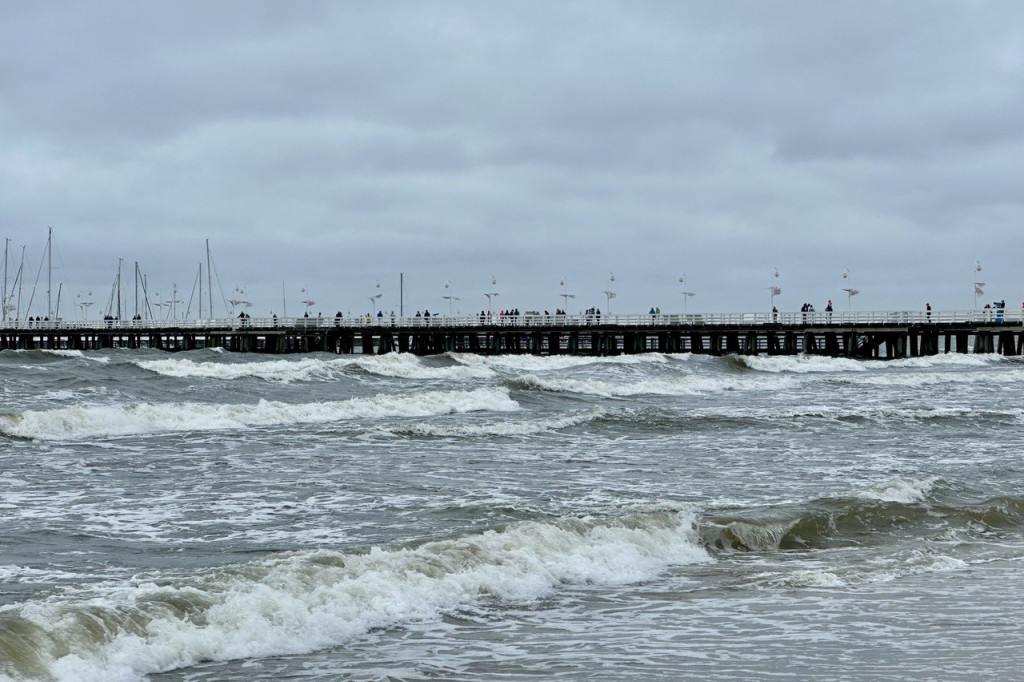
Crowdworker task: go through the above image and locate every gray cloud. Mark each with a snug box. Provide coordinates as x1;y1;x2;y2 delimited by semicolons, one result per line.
2;1;1022;320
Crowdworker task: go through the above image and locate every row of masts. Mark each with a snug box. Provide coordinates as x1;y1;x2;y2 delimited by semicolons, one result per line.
2;231;227;322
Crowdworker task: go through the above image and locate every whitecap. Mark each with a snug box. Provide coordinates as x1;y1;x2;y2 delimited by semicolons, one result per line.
0;387;519;441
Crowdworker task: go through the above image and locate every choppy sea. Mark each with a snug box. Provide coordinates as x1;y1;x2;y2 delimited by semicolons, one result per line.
2;347;1024;681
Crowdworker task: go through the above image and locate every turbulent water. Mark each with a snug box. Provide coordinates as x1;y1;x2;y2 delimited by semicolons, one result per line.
2;348;1024;681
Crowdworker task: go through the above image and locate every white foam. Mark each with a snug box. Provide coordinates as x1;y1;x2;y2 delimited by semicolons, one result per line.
776;568;847;588
834;368;1024;389
386;409;606;438
4;348;85;358
885;353;1005;369
19;512;709;681
853;477;938;504
514;372;795;398
356;354;495;380
0;388;519;441
739;354;870;373
452;352;672;373
135;354;494;382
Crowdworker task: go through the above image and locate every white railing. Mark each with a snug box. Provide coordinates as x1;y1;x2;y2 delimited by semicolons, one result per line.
2;308;1022;332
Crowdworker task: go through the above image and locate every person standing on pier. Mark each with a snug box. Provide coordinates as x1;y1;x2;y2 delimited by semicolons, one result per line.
825;300;833;323
926;303;932;322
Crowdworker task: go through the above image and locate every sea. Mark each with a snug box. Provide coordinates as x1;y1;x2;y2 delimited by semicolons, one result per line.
2;347;1024;681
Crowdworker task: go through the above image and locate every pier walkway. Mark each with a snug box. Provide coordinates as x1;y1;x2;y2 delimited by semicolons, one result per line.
2;310;1022;358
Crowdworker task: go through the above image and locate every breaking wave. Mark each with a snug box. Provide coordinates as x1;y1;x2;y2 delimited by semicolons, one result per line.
507;373;795;398
0;388;519;441
0;511;708;682
699;479;1024;553
383;408;608;438
134;354;495;382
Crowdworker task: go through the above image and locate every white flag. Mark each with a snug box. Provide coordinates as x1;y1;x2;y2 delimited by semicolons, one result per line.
769;286;782;296
974;282;986;295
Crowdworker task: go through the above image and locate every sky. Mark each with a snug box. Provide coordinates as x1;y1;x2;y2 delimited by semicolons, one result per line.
1;1;1023;320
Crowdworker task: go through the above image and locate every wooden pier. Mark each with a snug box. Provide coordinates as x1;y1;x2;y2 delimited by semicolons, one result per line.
2;311;1022;358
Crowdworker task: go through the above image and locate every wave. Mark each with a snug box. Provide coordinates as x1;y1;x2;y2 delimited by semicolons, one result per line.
450;352;674;373
0;388;519;441
0;348;86;359
699;479;1024;553
134;354;495;382
736;355;871;373
736;352;1006;374
383;408;608;438
828;368;1024;389
0;511;708;681
506;372;796;398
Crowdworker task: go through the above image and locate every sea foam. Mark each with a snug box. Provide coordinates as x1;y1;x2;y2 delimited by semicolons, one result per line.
8;511;709;682
0;388;519;441
511;372;795;398
135;354;495;382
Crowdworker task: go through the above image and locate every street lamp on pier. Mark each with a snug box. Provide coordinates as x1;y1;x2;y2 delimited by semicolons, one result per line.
301;286;315;317
974;261;985;310
442;281;460;317
603;272;616;315
484;276;499;315
559;278;575;312
768;268;781;311
678;275;695;315
841;268;859;312
368;280;382;311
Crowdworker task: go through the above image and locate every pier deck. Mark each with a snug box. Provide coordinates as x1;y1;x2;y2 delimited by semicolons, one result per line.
2;310;1022;358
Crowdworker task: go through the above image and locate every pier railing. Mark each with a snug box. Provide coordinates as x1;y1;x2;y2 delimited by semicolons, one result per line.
3;308;1021;332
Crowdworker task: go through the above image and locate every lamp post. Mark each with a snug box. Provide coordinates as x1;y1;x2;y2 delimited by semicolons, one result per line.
442;281;460;317
678;275;695;315
300;286;316;317
974;261;984;310
841;268;858;312
559;278;575;312
603;272;616;315
768;268;781;311
484;276;499;315
368;280;382;312
168;283;182;321
229;285;249;317
76;290;94;320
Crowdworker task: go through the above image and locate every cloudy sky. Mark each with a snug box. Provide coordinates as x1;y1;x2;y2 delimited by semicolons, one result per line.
2;1;1022;320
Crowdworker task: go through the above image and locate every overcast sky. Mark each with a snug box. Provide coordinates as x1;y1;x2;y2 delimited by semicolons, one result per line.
2;1;1022;320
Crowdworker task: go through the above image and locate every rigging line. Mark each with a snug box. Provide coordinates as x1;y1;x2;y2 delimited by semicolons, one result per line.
206;244;231;319
184;265;201;320
50;231;77;308
104;265;121;318
26;238;49;317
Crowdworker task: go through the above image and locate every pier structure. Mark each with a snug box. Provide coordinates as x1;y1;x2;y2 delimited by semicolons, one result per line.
1;310;1022;359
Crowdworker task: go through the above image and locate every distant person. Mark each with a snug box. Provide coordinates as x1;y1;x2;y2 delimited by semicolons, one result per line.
825;300;833;323
926;303;932;322
772;305;778;322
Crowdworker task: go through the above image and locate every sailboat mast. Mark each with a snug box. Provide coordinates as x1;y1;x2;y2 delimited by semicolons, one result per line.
46;226;52;318
206;239;213;318
116;258;123;320
134;261;139;319
2;237;8;321
17;246;24;320
199;262;204;319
